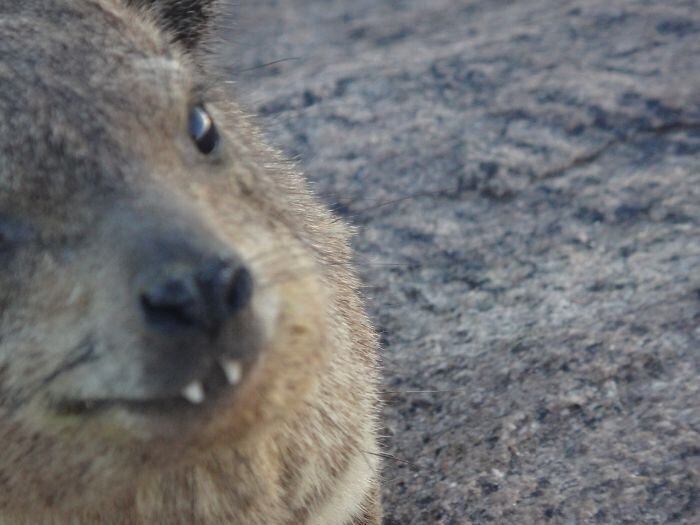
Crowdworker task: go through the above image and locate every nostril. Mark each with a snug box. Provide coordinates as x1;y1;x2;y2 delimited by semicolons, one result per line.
226;267;254;312
139;259;253;335
196;259;253;314
140;278;199;329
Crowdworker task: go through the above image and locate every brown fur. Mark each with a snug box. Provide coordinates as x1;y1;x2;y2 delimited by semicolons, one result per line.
0;0;381;523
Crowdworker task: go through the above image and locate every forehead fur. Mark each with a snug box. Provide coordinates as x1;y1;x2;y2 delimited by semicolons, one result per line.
0;0;194;204
0;0;188;114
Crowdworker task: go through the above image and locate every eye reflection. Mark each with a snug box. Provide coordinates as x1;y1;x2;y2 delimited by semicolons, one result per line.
189;106;219;155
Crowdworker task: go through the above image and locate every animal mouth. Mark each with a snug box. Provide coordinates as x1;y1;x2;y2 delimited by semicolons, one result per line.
55;357;247;416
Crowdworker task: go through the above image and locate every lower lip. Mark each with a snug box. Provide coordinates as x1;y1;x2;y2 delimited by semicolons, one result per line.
55;360;240;417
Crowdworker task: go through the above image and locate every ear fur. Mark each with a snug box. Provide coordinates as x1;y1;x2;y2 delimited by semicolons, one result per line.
126;0;219;50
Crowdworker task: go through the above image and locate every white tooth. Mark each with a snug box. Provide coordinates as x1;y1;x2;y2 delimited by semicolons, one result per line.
221;359;243;385
181;381;205;404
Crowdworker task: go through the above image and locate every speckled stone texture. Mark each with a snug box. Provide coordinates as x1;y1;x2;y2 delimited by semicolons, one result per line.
220;1;700;523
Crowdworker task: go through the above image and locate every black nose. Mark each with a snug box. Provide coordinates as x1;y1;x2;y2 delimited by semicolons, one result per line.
139;258;253;336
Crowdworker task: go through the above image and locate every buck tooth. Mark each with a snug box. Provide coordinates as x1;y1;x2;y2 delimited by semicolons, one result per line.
221;359;243;385
182;381;205;404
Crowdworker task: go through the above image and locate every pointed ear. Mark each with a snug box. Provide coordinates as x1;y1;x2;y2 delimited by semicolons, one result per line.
127;0;219;50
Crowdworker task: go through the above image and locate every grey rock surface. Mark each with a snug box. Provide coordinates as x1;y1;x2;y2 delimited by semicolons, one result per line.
220;1;700;523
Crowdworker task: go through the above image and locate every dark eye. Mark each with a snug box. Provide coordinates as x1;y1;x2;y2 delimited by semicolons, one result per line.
188;106;219;155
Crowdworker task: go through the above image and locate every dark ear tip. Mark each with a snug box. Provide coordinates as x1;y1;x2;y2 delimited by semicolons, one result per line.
127;0;220;50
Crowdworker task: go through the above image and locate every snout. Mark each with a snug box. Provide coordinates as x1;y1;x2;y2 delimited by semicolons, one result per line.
132;236;258;405
55;199;267;413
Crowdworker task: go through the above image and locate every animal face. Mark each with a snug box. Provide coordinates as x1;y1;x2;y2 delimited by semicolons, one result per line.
0;0;339;511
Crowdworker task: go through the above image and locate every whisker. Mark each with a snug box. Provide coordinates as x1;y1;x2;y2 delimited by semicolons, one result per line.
40;335;97;387
362;451;421;470
335;184;462;217
233;56;303;74
381;389;471;395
